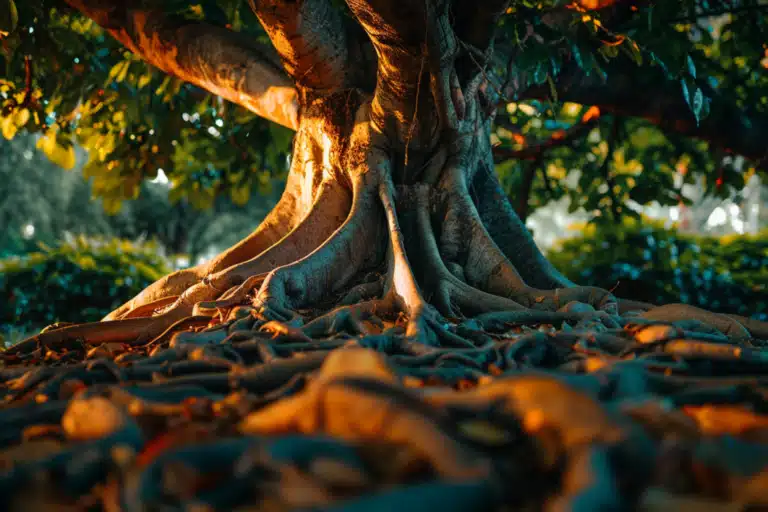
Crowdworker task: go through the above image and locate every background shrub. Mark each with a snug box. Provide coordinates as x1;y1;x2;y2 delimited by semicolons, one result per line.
0;236;171;340
547;219;768;320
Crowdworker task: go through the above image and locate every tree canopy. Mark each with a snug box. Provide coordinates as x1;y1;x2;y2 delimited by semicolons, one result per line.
1;0;766;218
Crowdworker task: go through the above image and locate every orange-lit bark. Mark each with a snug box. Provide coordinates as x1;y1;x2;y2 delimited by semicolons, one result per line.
64;0;300;130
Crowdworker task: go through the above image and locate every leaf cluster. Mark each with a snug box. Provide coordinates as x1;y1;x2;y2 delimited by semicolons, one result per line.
0;0;291;212
495;0;767;222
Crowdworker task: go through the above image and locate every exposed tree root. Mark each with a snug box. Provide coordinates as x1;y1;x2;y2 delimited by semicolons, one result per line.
103;145;322;322
203;178;352;294
3;310;208;356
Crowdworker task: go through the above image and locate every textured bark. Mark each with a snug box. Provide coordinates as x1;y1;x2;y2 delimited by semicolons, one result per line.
42;0;766;347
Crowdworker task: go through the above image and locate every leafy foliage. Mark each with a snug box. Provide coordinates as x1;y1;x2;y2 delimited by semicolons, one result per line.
548;218;768;320
0;134;281;262
0;0;292;212
493;0;767;222
0;236;172;333
0;0;766;219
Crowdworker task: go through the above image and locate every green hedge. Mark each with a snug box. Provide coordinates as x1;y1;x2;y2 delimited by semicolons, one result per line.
547;219;768;320
0;237;171;337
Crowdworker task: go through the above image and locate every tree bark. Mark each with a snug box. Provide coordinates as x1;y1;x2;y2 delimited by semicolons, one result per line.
43;0;764;339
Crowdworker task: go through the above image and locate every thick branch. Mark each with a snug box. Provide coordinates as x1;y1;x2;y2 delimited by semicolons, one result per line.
64;0;299;130
522;61;768;162
250;0;373;92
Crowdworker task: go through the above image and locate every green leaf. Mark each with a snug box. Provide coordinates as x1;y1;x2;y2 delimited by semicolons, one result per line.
691;88;704;125
681;79;691;110
686;55;696;79
571;44;584;70
0;0;18;36
699;96;711;122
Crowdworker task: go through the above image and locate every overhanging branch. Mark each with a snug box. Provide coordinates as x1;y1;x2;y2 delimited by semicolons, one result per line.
521;61;768;162
493;111;600;163
64;0;300;130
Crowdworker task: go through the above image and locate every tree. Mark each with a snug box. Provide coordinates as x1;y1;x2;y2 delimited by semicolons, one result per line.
8;0;762;344
0;135;114;256
2;1;768;509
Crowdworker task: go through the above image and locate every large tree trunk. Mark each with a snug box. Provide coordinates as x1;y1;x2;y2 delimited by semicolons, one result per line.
4;1;768;510
28;0;642;347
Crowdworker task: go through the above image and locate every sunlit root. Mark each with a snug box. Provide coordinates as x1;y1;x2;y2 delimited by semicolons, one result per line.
105;268;201;321
194;274;268;316
104;179;305;321
120;295;180;320
203;178;352;293
239;348;492;480
6;309;206;356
